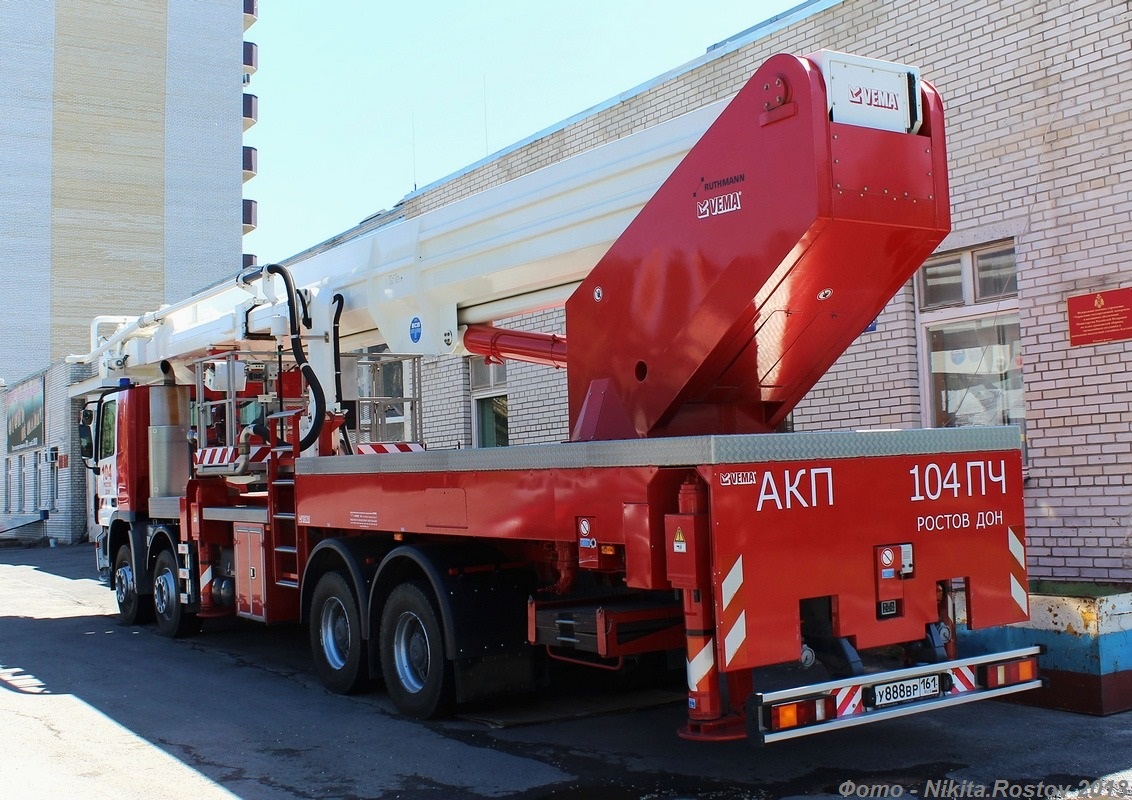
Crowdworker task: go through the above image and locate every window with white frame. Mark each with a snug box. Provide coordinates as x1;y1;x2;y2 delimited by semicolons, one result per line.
469;357;508;447
17;454;25;513
917;243;1026;443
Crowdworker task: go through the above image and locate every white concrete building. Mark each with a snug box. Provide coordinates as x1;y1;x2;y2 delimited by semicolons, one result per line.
0;0;253;542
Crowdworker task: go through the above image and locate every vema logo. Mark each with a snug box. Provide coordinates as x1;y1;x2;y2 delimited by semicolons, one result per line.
696;191;742;219
848;85;900;110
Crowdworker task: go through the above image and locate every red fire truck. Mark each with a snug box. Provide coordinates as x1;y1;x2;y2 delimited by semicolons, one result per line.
70;51;1039;743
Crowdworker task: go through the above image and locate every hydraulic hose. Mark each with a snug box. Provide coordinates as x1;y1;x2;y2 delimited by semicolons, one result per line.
331;293;353;456
297;287;313;330
266;264;326;452
331;293;346;406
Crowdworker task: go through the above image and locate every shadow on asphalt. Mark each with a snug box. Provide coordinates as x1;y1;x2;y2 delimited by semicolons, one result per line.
0;540;99;581
1;544;1128;800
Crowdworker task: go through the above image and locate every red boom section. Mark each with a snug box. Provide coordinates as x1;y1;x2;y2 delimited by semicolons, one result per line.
565;52;950;440
463;324;567;369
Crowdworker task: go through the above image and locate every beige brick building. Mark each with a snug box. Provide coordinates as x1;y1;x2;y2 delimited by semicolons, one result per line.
285;0;1130;582
0;0;254;542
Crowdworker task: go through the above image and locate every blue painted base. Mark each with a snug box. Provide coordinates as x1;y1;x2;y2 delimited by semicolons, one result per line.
960;607;1132;715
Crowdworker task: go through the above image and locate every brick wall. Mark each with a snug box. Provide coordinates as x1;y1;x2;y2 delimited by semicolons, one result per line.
420;355;471;451
501;308;569;446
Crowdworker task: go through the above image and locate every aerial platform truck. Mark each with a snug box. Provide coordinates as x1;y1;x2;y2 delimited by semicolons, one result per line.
69;51;1040;743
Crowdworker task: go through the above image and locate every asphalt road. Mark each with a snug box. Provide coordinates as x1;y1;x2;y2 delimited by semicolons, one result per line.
1;544;1130;800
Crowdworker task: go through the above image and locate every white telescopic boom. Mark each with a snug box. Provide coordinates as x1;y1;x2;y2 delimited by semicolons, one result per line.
68;98;726;378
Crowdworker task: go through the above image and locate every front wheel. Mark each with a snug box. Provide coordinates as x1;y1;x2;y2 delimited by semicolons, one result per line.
113;545;152;625
153;550;198;638
309;571;368;694
379;581;454;719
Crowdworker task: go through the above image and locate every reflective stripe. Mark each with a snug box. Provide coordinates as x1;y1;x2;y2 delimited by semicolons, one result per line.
1008;527;1026;567
687;639;715;691
194;445;270;466
836;685;863;716
1005;527;1029;615
355;442;426;455
721;555;743;610
950;664;977;693
723;611;747;666
1011;574;1029;615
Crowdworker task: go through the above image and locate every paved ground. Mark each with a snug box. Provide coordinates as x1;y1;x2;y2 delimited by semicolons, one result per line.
1;544;1130;799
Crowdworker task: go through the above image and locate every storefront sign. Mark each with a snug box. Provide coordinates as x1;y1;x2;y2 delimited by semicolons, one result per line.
1067;287;1132;347
6;377;45;452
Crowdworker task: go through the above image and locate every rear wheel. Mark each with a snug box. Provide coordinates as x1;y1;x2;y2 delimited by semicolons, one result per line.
153;549;197;638
380;581;454;719
309;571;368;694
114;545;152;625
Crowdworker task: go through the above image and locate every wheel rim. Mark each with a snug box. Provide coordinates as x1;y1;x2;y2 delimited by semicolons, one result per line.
319;597;351;671
115;564;134;606
154;566;176;618
392;610;430;694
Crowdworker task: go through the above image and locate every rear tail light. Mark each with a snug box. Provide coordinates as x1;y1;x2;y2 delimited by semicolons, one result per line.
979;657;1038;689
768;695;838;731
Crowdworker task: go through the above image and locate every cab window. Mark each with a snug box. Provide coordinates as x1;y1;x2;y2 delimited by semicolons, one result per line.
98;400;117;461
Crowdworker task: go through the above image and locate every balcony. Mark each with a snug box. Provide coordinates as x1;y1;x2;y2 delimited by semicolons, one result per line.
243;41;258;77
243;146;257;182
243;253;258;269
243;93;257;131
243;198;257;235
244;0;257;30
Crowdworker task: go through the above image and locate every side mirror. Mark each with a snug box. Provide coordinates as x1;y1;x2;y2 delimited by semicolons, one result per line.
78;423;95;466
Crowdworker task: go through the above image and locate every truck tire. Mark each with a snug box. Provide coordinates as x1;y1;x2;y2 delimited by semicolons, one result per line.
379;581;454;719
310;571;368;694
152;549;198;638
114;545;152;625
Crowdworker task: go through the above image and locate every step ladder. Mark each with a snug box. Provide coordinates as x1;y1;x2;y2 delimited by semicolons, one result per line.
266;409;302;600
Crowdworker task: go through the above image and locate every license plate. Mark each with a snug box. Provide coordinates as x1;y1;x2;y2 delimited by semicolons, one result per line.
872;674;940;707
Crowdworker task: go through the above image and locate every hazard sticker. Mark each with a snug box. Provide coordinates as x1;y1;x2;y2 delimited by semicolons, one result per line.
673;528;687;554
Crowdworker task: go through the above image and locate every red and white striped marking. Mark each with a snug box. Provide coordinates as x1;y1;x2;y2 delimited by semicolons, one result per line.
949;664;977;694
194;445;270;467
355;442;426;455
835;685;864;716
720;555;747;666
686;636;715;692
200;564;213;604
1007;527;1029;615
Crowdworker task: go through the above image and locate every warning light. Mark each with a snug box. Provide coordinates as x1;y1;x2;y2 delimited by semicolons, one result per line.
767;696;837;731
979;657;1039;689
773;703;798;730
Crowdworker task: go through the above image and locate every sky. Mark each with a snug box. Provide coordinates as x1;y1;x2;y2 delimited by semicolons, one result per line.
241;1;804;264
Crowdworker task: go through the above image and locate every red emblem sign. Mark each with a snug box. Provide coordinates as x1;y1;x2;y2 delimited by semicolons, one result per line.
1067;287;1132;347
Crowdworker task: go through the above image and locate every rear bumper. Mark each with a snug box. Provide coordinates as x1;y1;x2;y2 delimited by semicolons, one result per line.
749;646;1042;744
